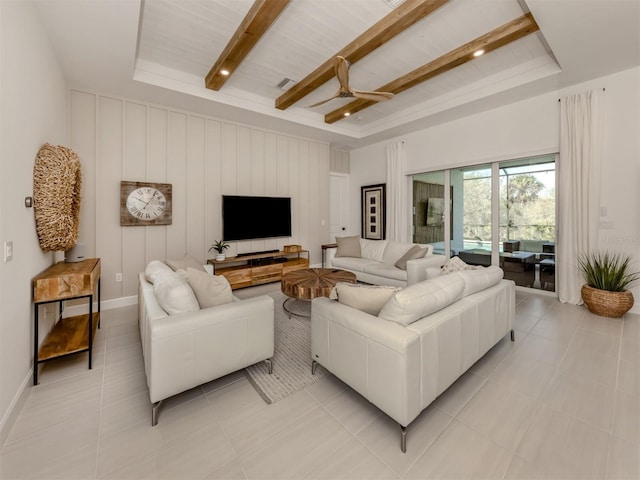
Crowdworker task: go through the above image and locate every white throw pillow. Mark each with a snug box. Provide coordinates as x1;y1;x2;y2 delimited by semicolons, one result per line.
186;267;234;308
153;269;200;315
145;260;174;284
378;274;465;326
360;239;387;262
330;282;401;316
441;256;479;275
458;266;504;297
165;253;206;273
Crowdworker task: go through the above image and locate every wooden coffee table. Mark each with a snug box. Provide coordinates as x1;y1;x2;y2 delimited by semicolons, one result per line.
281;268;356;317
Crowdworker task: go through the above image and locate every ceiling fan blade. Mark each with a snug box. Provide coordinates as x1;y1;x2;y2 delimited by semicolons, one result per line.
351;89;394;102
334;56;350;91
306;92;341;108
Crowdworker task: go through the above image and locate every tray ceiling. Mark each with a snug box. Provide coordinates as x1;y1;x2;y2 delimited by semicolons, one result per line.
135;0;557;140
34;0;640;148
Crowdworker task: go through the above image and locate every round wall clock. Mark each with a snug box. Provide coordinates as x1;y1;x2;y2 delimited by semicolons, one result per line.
120;181;172;226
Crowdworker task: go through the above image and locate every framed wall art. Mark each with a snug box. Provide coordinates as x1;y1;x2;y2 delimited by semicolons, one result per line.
426;197;445;226
361;183;386;240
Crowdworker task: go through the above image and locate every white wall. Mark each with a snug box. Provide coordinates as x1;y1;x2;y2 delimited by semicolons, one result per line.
69;91;331;303
0;1;68;441
350;67;640;313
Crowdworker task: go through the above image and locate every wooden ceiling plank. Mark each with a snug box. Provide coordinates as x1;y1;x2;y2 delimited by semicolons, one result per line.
325;13;540;124
205;0;291;91
275;0;450;111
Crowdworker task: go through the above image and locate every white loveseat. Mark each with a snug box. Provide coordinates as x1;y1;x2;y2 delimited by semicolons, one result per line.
311;266;515;452
138;261;274;425
326;236;446;287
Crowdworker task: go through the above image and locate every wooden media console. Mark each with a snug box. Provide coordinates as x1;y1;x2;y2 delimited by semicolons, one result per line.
207;249;309;289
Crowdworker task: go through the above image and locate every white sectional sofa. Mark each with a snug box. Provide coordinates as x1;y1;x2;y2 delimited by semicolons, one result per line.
311;266;515;452
326;236;446;287
138;260;274;425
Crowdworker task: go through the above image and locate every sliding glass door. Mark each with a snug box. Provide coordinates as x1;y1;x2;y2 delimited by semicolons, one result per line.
411;155;556;292
452;164;494;267
499;157;556;291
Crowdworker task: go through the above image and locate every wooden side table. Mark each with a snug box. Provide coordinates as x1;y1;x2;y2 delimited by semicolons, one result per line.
321;243;337;267
32;258;101;385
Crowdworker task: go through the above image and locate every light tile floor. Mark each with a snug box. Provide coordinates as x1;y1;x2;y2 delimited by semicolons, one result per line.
2;287;639;479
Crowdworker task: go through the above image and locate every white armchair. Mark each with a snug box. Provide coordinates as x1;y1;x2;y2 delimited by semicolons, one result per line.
138;272;274;425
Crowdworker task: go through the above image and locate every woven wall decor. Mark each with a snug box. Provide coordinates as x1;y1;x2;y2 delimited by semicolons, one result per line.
33;143;82;252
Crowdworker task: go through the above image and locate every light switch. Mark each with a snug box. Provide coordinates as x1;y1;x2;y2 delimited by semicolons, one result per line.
4;241;13;262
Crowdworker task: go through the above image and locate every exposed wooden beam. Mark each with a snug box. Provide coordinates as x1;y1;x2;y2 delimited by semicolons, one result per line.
275;0;450;111
325;13;540;124
205;0;291;91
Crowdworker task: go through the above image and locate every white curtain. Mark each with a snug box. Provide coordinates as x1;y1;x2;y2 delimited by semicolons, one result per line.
558;89;604;304
386;142;408;242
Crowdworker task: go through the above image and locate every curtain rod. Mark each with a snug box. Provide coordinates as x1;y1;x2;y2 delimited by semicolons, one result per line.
558;87;605;102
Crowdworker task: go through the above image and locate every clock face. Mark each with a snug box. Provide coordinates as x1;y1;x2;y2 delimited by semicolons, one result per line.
120;181;172;226
126;187;166;220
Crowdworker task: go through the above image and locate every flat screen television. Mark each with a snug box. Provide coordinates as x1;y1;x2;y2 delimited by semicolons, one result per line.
222;195;292;241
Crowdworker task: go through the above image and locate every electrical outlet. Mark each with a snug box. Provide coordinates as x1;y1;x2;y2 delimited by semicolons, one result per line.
599;221;614;230
3;241;13;262
115;273;123;282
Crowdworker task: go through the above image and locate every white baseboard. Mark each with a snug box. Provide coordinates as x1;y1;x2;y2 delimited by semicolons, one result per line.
0;371;32;447
64;295;138;317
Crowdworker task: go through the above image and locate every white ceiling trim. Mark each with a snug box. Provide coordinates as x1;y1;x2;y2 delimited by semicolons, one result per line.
359;55;562;137
133;59;363;137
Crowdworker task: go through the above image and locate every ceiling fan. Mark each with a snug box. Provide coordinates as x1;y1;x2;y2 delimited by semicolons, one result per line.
307;56;394;108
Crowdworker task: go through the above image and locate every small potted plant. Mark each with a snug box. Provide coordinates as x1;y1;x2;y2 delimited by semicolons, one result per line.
578;251;639;318
209;240;230;261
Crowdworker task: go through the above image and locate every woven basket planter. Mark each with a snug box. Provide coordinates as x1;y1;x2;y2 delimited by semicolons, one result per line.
581;284;634;318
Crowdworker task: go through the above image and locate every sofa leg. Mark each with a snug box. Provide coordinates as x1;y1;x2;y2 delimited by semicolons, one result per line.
510;329;515;342
152;400;163;426
311;360;317;375
265;358;273;374
400;426;407;453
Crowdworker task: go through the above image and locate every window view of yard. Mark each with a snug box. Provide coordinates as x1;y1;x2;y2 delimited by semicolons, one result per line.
462;160;556;248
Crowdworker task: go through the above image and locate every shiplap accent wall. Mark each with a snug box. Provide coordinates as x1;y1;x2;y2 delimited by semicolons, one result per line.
69;90;330;302
330;148;350;174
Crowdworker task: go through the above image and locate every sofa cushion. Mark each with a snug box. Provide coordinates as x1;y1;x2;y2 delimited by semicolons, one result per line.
363;263;408;282
186;267;234;308
153;269;200;315
394;245;428;270
331;256;379;273
360;239;387;262
145;260;174;284
165;253;206;273
335;235;361;258
329;282;401;315
380;241;409;265
378;274;465;326
458;266;504;297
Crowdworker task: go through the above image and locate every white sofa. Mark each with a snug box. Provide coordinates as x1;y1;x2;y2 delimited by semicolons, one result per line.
326;237;446;287
311;266;515;452
138;267;274;425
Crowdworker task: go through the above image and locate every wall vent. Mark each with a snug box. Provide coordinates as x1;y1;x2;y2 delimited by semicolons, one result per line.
383;0;406;8
277;78;297;91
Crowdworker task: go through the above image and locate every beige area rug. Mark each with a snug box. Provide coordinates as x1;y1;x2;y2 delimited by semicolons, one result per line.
244;291;331;404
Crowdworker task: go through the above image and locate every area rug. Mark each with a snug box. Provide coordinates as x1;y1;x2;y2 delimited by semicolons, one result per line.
244;291;331;404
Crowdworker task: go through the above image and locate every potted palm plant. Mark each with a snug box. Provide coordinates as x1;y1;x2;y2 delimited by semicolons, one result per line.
209;240;230;261
578;251;639;318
